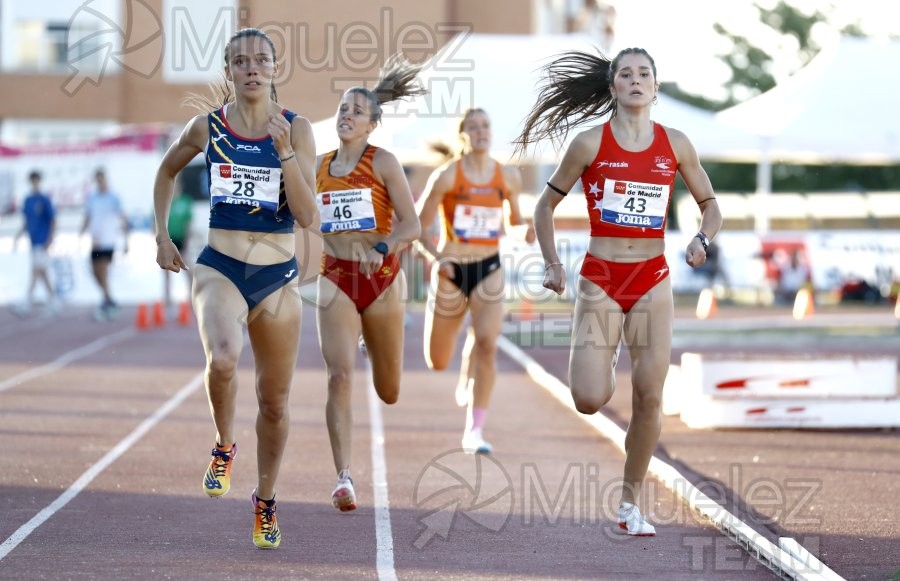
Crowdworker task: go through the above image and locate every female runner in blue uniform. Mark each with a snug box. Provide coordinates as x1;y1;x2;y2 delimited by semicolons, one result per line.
153;28;317;549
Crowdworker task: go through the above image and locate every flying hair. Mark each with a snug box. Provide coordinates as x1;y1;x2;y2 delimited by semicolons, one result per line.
346;53;427;124
512;47;656;155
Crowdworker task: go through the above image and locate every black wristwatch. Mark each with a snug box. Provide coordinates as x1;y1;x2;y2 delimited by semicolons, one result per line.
695;231;710;251
373;241;390;257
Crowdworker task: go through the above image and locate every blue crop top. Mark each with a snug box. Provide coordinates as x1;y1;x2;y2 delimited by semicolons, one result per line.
206;105;297;233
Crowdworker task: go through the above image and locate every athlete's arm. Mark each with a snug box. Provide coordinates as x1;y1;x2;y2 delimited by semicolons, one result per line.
413;162;454;265
154;114;206;271
668;127;722;268
374;148;421;255
501;164;535;243
535;128;598;294
278;112;317;228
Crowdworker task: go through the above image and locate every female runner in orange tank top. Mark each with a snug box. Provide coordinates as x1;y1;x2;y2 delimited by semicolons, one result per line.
415;108;535;455
515;48;722;536
313;55;422;512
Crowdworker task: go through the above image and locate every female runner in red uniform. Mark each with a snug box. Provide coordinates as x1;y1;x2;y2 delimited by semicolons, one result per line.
516;48;722;536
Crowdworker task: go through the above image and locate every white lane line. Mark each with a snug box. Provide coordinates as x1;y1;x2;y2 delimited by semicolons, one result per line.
0;328;136;393
366;367;397;581
497;336;844;581
0;372;204;561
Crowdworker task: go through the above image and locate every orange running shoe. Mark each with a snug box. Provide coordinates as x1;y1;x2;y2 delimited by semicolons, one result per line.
202;443;237;497
251;489;281;549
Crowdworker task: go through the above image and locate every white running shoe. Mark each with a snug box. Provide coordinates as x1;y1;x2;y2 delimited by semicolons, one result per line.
618;502;656;536
461;428;492;455
454;378;473;408
331;470;357;512
358;336;368;359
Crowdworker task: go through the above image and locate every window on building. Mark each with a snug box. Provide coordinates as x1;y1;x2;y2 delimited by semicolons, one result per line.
12;20;106;72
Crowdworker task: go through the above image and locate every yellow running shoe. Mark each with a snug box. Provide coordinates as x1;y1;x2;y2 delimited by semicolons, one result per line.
202;443;237;497
251;490;281;549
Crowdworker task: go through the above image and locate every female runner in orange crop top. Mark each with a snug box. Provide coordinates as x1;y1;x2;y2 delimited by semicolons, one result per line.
515;48;722;536
415;108;535;455
313;55;422;512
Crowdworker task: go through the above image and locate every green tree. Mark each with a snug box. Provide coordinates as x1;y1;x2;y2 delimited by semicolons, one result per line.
661;1;829;110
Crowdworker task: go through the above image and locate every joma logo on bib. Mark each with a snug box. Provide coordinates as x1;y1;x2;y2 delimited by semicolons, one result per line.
330;221;363;231
615;214;652;226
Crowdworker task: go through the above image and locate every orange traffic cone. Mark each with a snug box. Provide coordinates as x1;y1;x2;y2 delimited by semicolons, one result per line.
177;300;192;326
696;287;718;319
792;287;815;320
152;301;166;327
135;303;151;330
519;296;535;321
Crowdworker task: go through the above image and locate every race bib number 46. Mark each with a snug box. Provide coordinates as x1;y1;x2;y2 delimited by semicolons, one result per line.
318;188;376;233
600;178;669;229
210;163;281;212
453;204;503;240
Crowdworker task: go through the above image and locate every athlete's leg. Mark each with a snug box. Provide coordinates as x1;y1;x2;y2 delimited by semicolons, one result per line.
621;276;673;505
193;264;248;447
316;275;362;474
360;270;407;405
568;275;625;414
423;274;468;370
464;268;505;413
247;280;301;501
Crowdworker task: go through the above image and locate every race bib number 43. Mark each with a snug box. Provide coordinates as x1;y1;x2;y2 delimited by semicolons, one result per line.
318;188;376;233
600;178;669;229
210;163;281;212
453;204;503;240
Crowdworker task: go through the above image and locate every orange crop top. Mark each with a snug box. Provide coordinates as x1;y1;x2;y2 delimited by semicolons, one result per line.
580;122;677;238
440;159;510;246
316;145;392;235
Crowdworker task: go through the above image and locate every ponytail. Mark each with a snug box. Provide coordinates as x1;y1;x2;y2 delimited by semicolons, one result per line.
347;53;427;124
513;47;657;155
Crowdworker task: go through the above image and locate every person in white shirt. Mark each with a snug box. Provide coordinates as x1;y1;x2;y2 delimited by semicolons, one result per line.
81;168;130;320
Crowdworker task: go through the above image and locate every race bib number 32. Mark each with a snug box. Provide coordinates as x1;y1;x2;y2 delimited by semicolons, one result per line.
318;188;376;233
210;163;281;212
600;178;669;229
453;204;503;240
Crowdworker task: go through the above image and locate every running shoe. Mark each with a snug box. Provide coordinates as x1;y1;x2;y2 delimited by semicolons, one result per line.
618;502;656;536
358;336;368;359
454;377;473;408
202;443;237;497
331;470;357;512
251;489;281;549
461;428;492;455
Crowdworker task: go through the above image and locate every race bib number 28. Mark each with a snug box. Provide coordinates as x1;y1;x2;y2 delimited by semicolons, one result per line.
210;163;281;212
318;188;376;233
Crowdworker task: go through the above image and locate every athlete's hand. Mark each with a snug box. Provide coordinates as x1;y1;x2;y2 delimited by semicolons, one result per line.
359;248;384;280
543;263;566;295
433;256;457;281
267;103;292;159
157;240;187;273
685;238;707;268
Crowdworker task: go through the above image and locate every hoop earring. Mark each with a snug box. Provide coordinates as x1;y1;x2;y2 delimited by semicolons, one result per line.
652;95;659;105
